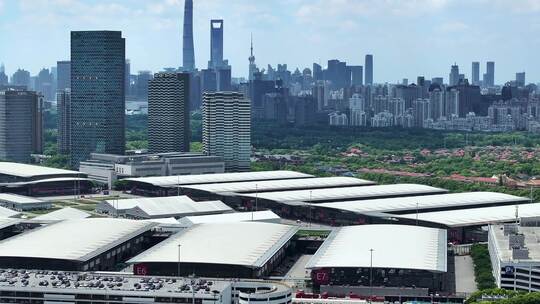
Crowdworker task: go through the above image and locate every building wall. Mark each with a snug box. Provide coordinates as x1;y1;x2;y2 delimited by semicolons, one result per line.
148;73;190;153
0;90;42;163
70;31;125;168
203;92;251;172
57;89;71;155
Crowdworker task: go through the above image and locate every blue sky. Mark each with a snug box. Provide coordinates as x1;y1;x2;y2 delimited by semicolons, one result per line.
1;0;539;84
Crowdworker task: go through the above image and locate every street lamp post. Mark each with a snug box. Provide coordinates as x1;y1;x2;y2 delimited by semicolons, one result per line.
252;184;258;221
177;244;181;277
308;190;313;227
369;248;374;303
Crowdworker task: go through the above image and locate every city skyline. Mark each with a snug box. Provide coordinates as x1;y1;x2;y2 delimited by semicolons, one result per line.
0;0;539;84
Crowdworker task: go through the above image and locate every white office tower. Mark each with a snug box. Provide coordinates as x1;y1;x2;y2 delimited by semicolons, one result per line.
202;92;251;172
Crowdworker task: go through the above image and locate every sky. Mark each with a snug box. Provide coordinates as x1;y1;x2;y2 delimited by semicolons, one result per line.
0;0;539;84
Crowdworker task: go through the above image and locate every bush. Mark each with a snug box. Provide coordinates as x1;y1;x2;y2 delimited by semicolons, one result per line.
470;244;496;290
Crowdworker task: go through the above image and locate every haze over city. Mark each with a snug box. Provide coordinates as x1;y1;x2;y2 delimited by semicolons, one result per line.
1;0;540;83
2;1;540;303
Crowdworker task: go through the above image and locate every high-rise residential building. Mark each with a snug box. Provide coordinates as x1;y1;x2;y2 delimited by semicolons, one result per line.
484;61;495;87
471;62;480;85
182;0;195;71
57;89;71;155
11;69;30;88
516;72;526;87
70;31;125;168
350;66;363;86
449;64;460;86
0;90;43;163
202;91;250;172
56;61;71;91
365;54;373;85
446;81;481;117
148;73;190;153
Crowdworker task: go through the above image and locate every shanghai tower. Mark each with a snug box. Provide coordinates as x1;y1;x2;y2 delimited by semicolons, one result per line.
182;0;195;71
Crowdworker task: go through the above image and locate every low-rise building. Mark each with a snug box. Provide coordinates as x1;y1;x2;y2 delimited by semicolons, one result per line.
0;218;156;271
0;270;293;304
79;152;225;188
489;219;540;292
96;196;233;219
127;222;298;278
0;193;51;211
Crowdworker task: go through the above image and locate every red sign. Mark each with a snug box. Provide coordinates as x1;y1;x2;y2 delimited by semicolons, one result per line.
134;263;149;276
312;268;330;285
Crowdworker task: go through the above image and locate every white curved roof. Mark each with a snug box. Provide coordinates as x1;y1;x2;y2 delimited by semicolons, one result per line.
178;210;280;227
306;225;447;273
316;192;528;214
244;184;447;204
128;222;298;268
32;207;91;222
0;162;80;178
182;177;374;194
0;218;19;230
0;218;156;261
0;193;44;204
398;203;540;228
0;205;20;218
101;196;232;218
125;171;313;187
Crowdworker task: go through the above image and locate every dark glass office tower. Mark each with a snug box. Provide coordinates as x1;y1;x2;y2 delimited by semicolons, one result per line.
365;54;373;85
471;62;480;86
209;20;224;68
182;0;195;71
70;31;125;168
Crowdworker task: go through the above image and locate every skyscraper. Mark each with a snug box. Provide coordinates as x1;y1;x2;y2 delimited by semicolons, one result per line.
57;89;71;155
205;20;231;92
484;61;495;87
124;59;131;97
11;69;30;88
449;63;459;86
57;61;71;91
70;31;125;168
0;90;43;163
471;62;480;86
248;35;258;81
0;65;7;86
516;72;526;87
182;0;195;71
349;66;363;86
36;68;54;101
135;71;153;101
202;91;250;172
148;73;190;153
312;63;323;81
208;20;225;69
365;54;373;85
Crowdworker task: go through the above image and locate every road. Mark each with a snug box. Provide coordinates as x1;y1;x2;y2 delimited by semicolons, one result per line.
455;255;477;295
